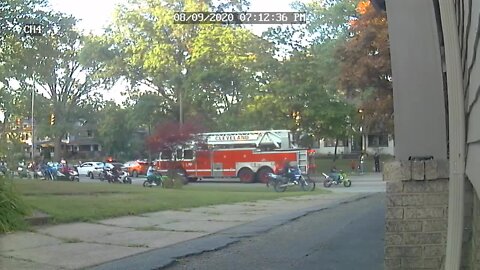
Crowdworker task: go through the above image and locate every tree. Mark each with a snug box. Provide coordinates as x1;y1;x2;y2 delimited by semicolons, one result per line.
337;0;393;133
0;0;52;158
103;0;274;127
293;0;358;43
96;102;136;159
12;15;112;159
187;26;277;119
146;118;206;160
126;92;172;160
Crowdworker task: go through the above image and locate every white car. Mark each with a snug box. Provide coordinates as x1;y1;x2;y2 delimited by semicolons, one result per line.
76;162;105;178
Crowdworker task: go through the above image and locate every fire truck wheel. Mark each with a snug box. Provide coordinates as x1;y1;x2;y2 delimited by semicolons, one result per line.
238;168;255;183
256;167;273;183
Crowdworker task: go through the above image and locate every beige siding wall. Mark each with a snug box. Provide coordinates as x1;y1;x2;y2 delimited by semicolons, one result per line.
458;0;480;193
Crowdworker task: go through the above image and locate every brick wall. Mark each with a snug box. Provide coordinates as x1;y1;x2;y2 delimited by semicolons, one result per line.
384;160;449;269
384;160;479;270
467;182;480;270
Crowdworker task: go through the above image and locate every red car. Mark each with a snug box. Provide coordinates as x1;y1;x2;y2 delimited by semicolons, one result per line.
123;160;149;177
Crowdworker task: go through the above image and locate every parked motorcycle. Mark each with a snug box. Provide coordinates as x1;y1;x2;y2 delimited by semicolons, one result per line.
101;168;132;184
17;166;32;179
0;164;11;177
54;168;79;181
267;166;315;192
322;170;351;188
33;169;44;179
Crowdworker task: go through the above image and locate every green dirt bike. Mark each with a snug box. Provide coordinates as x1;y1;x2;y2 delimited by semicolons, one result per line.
322;170;352;188
143;173;168;187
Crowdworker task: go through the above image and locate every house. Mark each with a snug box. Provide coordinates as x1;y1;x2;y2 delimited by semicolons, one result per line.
38;120;103;160
60;121;103;160
314;133;394;156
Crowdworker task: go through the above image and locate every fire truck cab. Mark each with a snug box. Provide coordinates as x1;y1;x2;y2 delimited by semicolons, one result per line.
155;130;315;183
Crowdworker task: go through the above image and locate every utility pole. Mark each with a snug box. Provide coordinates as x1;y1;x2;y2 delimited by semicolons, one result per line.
179;90;183;126
31;84;35;163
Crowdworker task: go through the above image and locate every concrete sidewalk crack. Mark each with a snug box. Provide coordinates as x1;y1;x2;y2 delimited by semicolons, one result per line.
0;254;69;269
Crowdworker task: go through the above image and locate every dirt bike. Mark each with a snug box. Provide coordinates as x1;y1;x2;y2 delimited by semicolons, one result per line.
143;173;168;187
322;170;351;188
267;166;315;192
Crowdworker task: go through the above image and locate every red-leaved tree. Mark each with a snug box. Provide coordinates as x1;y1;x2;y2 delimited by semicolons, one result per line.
338;0;393;134
146;118;206;160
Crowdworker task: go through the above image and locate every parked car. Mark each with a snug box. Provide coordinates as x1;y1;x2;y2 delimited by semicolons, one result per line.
104;162;124;169
123;160;149;177
76;162;105;179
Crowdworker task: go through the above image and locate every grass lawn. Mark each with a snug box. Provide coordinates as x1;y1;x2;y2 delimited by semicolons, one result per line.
13;180;330;224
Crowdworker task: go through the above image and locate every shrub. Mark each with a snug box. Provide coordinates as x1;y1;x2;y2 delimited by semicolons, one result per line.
0;176;30;233
162;170;186;189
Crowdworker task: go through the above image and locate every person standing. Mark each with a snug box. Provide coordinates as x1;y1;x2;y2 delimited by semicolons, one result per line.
374;152;381;172
359;153;365;174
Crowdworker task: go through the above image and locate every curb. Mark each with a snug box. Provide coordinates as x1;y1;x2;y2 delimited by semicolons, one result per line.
24;210;52;226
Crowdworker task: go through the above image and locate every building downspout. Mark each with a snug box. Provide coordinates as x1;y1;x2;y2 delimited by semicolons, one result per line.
438;0;466;269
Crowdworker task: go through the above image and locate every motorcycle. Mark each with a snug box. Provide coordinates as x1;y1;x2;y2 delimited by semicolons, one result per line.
54;168;79;181
143;173;166;187
17;166;32;179
322;170;351;188
101;168;132;184
33;169;45;179
0;165;11;177
267;166;315;192
119;170;132;184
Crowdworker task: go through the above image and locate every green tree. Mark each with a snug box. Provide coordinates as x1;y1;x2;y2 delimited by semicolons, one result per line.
0;0;52;158
96;102;135;159
10;15;112;159
126;92;172;160
249;1;358;156
103;0;274;127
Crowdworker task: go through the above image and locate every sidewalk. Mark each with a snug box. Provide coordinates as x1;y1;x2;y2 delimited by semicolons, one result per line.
0;192;371;270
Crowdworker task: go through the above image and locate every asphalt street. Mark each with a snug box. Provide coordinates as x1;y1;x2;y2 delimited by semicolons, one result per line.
164;193;385;270
77;172;385;194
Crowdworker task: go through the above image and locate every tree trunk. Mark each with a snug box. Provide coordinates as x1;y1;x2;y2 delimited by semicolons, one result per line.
333;138;339;162
53;136;62;162
147;125;152;162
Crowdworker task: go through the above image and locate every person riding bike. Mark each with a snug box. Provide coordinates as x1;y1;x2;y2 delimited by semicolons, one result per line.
282;160;298;184
110;165;122;182
146;163;163;185
328;167;343;183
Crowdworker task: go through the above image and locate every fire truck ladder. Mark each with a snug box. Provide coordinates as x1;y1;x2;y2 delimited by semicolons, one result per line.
297;150;309;174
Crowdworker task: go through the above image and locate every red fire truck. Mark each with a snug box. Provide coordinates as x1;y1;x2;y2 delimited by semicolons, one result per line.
154;130;316;183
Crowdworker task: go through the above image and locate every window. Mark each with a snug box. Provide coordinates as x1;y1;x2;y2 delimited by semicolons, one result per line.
92;145;99;151
183;149;194;160
160;150;172;160
176;149;183;160
79;145;90;151
368;134;389;147
324;138;348;147
87;130;93;138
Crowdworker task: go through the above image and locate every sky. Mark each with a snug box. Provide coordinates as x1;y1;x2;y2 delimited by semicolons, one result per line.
48;0;306;35
46;0;309;103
